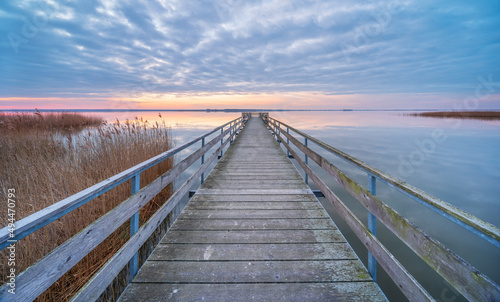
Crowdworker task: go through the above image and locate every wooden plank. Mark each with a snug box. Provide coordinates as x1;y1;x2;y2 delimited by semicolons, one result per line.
200;182;309;190
170;218;335;230
185;201;322;210
149;243;355;261
218;159;290;162
214;166;294;171
275;121;500;302
118;283;386;302
179;209;329;219
210;172;304;176
201;179;307;185
211;168;298;173
162;230;345;244
189;194;317;202
217;162;293;166
132;260;372;283
195;189;313;195
200;175;304;180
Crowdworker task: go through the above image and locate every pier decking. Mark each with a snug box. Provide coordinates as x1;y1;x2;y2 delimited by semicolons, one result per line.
119;117;386;301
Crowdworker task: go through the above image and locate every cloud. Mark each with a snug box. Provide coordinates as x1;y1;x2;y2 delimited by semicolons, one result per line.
0;0;499;108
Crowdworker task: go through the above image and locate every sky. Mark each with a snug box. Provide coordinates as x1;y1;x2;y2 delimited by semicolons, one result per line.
0;0;499;110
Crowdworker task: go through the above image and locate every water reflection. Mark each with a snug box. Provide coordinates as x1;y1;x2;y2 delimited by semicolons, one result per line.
273;110;500;129
97;111;241;130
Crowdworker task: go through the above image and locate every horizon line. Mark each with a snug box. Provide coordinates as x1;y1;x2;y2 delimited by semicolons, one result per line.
2;108;500;112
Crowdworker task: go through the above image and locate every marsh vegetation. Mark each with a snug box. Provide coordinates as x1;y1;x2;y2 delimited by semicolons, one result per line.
0;111;173;301
409;111;500;120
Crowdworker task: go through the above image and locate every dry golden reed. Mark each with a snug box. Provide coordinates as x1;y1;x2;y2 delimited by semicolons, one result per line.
408;111;500;120
0;109;104;131
0;112;173;301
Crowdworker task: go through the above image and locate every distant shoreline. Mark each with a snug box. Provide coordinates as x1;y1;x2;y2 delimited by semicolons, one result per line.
2;108;500;113
409;111;500;120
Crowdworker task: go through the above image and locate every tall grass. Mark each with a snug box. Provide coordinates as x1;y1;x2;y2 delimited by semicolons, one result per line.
0;112;173;301
0;110;104;131
408;111;500;120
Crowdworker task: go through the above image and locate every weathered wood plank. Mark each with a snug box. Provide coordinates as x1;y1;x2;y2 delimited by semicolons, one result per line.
118;283;386;302
215;173;302;177
202;175;304;181
149;243;355;261
217;162;293;167
170;218;335;230
211;168;299;173
200;182;310;190
185;201;322;210
195;189;313;195
132;260;372;283
201;179;307;185
161;230;346;244
179;209;329;219
189;194;317;202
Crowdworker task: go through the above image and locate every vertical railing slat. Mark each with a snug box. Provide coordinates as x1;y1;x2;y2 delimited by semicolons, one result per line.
201;137;205;184
229;122;233;144
277;122;281;145
286;127;290;157
129;172;140;281
305;138;309;184
368;173;377;282
220;127;223;158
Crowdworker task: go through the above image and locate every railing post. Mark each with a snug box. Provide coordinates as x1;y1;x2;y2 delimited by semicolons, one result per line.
277;122;281;145
220;127;223;158
201;137;205;184
230;122;233;144
286;127;290;157
305;137;309;184
129;172;140;282
367;173;377;282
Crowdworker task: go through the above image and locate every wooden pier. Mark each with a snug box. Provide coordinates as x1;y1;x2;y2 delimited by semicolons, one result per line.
119;117;386;301
3;114;497;302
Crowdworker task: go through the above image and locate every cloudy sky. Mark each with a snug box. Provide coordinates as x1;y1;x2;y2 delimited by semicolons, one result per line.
1;0;499;110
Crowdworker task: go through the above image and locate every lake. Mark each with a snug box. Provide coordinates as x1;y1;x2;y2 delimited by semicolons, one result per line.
91;110;500;301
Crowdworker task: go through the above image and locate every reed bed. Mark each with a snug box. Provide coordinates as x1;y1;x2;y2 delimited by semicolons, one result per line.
0;110;104;131
0;112;173;301
408;111;500;120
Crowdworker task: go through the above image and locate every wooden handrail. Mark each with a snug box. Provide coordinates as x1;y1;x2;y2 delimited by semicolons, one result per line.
0;117;247;301
267;118;500;301
265;116;500;248
270;122;433;301
0;117;243;250
70;122;238;301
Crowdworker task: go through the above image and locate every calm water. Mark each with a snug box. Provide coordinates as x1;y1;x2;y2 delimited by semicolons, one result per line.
92;110;500;301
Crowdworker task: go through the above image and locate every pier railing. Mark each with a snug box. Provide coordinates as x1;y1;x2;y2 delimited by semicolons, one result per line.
0;114;249;301
263;114;500;302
